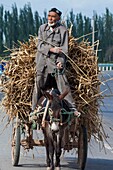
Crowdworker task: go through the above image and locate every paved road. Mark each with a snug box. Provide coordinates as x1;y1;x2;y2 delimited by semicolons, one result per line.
0;71;113;170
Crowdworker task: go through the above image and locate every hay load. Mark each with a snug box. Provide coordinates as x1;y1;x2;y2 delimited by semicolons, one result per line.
2;37;37;120
67;37;103;140
1;35;105;142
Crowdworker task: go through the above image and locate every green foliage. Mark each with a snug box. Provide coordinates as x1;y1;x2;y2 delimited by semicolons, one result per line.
0;4;113;62
66;9;77;37
34;11;41;35
0;5;4;53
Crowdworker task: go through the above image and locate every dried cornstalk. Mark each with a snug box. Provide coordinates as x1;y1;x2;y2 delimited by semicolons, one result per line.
67;37;104;141
1;35;106;143
2;36;37;120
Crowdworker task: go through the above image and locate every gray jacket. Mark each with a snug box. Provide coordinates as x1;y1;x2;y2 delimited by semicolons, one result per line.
35;22;68;74
32;23;75;111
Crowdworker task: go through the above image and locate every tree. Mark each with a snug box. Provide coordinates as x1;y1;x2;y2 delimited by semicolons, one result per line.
104;8;113;48
76;13;83;38
4;10;13;49
26;3;35;35
18;9;27;41
66;9;76;37
1;4;113;62
42;10;47;24
97;16;105;62
11;4;19;45
18;3;35;41
0;5;4;54
84;16;91;34
84;16;92;42
34;11;41;35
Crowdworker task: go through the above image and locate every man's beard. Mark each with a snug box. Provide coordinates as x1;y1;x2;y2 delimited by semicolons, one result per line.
48;22;56;27
48;21;60;27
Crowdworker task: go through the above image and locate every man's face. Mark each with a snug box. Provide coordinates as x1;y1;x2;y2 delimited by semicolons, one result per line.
48;11;60;25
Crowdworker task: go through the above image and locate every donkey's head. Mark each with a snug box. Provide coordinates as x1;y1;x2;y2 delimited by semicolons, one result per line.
44;88;69;132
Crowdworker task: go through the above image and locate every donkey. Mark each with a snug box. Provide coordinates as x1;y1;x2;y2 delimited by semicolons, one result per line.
37;87;71;170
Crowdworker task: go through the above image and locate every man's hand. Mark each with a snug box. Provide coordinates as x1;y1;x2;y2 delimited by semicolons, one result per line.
50;47;62;54
74;111;81;117
56;62;63;69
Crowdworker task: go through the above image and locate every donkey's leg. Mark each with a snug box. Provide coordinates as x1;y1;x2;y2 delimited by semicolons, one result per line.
43;129;54;170
54;133;62;169
43;127;51;169
49;140;54;170
45;141;51;168
45;139;54;170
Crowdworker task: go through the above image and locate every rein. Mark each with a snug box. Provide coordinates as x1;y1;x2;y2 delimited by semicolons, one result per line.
30;88;75;128
51;68;64;77
30;104;75;126
60;108;74;125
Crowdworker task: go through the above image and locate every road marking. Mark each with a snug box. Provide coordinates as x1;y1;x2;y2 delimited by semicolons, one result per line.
104;143;113;153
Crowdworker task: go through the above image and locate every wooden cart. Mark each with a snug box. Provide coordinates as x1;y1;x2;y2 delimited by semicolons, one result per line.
11;113;88;170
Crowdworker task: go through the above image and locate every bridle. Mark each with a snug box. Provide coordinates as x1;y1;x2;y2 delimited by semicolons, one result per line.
30;88;75;130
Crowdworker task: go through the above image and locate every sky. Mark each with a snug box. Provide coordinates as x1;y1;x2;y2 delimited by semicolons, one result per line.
1;0;113;18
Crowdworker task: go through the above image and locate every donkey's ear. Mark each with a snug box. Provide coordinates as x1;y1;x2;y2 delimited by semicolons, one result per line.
44;92;53;100
59;88;69;100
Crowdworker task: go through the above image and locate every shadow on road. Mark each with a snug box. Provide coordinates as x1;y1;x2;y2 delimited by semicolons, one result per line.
86;158;113;170
18;163;46;169
63;157;113;170
17;157;113;170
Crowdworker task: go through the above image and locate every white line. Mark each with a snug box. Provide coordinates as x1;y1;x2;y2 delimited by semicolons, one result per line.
104;143;113;153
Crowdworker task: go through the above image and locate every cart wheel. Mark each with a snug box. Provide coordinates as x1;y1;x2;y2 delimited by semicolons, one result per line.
78;125;88;170
12;123;21;166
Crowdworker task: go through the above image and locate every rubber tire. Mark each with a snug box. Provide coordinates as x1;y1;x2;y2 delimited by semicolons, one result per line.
78;125;88;170
12;125;21;166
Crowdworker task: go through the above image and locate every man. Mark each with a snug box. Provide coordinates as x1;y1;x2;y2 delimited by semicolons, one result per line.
32;7;80;116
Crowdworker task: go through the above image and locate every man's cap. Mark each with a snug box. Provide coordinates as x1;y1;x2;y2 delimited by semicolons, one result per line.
49;8;62;17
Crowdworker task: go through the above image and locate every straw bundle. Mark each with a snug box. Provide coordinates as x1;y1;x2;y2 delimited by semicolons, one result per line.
66;37;104;141
2;37;37;120
1;36;105;142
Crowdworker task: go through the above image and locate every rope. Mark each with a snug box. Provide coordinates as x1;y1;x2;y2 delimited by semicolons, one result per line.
60;108;74;125
30;107;75;125
51;68;64;77
30;107;45;117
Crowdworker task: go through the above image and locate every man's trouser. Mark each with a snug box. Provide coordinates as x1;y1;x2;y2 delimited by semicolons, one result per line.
32;70;76;111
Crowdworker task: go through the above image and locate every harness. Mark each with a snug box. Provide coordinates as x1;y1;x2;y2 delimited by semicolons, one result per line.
51;68;65;77
30;100;74;126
